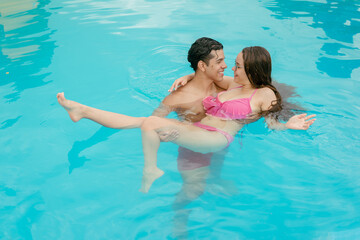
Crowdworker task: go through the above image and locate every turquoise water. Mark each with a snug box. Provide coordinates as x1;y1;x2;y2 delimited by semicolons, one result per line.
1;0;360;239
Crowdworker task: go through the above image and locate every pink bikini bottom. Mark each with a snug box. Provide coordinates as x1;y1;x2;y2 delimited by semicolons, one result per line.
176;122;234;171
193;122;234;148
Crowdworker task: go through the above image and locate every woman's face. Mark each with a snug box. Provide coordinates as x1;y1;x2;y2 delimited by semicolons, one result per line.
232;52;250;85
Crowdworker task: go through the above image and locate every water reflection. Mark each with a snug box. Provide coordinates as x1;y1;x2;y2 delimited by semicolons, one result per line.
264;0;360;78
68;127;119;174
0;116;22;130
0;187;45;239
60;0;186;30
129;45;189;101
0;0;56;102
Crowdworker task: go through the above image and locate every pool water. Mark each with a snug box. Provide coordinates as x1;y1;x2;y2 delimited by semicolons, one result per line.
1;0;360;239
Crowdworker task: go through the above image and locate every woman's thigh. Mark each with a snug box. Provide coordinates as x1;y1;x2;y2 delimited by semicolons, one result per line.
144;117;229;154
174;124;229;153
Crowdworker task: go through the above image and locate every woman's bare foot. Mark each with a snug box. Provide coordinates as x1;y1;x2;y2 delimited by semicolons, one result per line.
139;167;164;193
57;92;85;122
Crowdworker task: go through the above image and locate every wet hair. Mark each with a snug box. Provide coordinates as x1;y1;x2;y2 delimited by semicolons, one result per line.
272;80;305;121
241;46;282;118
187;37;223;71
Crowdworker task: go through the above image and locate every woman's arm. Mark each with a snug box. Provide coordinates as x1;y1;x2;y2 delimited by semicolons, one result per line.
260;88;316;130
168;74;235;92
265;114;316;130
220;76;236;90
168;73;194;92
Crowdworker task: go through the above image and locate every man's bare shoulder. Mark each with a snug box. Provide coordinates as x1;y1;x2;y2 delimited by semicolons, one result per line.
162;87;199;107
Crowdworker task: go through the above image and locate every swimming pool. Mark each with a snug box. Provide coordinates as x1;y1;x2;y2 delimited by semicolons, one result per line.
1;0;360;239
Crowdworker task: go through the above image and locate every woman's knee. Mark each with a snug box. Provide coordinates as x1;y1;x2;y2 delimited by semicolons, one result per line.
141;116;161;131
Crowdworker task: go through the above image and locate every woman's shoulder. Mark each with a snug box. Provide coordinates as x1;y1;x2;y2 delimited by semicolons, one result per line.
254;87;277;107
257;86;276;97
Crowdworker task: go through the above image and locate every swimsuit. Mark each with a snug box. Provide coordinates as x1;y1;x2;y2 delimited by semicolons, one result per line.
193;122;234;147
202;86;256;119
195;86;257;147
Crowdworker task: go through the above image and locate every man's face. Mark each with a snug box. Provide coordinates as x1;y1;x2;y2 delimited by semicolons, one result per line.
204;49;227;82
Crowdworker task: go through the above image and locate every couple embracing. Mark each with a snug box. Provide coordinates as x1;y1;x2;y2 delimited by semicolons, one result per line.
57;37;315;192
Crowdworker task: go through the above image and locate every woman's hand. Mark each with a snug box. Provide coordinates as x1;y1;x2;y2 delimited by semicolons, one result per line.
168;73;194;92
285;113;316;130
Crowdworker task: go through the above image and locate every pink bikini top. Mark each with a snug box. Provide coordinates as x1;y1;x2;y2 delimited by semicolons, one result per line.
202;86;257;120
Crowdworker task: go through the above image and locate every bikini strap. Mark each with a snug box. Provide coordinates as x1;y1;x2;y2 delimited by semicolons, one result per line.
249;89;257;100
229;85;243;90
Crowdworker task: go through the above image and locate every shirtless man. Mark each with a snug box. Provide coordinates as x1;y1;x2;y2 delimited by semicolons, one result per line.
151;37;230;238
65;37;229;180
152;37;228;186
153;37;226;121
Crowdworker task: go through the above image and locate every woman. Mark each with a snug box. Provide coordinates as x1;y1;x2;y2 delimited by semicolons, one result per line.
57;46;316;193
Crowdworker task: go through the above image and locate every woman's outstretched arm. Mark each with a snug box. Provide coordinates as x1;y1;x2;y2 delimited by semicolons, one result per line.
265;113;316;130
57;92;146;129
259;88;316;130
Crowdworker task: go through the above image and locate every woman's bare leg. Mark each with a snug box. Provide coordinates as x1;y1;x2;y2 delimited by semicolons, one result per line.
57;92;145;129
139;116;228;193
57;94;229;193
139;128;165;193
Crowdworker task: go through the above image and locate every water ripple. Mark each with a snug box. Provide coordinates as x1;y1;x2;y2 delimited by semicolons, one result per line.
0;0;56;102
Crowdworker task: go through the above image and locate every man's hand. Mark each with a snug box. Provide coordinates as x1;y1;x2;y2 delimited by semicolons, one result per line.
156;128;180;142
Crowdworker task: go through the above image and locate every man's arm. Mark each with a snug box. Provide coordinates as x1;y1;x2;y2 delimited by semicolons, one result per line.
151;92;183;142
151;92;181;117
151;102;173;117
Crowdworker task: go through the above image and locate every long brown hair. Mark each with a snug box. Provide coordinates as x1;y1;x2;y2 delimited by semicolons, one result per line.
242;46;282;117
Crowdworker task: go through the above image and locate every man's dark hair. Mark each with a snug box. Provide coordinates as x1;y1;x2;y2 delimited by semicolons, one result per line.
187;37;223;71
